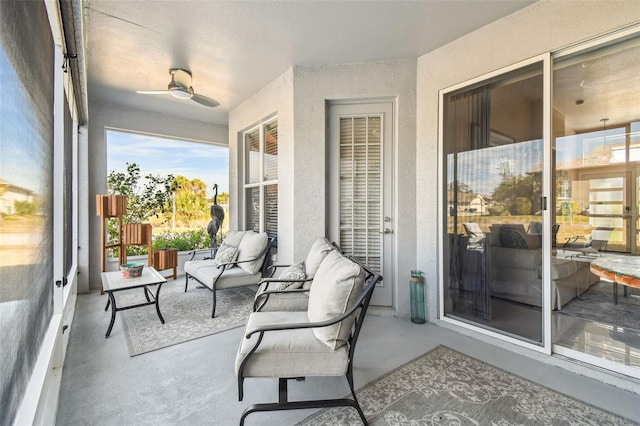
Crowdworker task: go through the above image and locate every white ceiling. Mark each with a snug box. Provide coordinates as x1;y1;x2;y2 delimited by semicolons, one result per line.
82;0;535;126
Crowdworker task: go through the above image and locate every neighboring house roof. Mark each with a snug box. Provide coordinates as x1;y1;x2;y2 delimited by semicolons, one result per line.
0;178;35;196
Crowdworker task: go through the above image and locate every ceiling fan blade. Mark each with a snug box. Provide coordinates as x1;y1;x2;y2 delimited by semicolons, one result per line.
191;93;220;108
136;90;170;95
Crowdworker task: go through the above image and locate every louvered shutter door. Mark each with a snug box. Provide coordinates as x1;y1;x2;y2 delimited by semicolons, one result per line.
339;115;382;273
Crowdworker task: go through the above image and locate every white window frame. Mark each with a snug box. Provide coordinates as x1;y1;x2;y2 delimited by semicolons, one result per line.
242;116;278;234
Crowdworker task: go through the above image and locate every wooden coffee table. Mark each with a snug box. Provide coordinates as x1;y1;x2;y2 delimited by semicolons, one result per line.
101;266;167;338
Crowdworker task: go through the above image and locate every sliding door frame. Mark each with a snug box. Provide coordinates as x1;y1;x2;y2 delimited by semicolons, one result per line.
437;52;553;354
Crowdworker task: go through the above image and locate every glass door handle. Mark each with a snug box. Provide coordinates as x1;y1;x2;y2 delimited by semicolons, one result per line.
380;228;393;234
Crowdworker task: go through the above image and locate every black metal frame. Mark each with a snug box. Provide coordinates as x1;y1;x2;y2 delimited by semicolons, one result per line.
104;283;164;338
252;276;312;312
252;241;343;312
184;236;275;318
237;258;381;426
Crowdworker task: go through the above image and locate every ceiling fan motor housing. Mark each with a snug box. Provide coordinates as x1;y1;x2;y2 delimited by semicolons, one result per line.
168;68;194;99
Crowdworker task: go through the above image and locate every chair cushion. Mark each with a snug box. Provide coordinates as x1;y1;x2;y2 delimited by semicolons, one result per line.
255;290;310;312
214;242;238;269
307;251;366;349
237;231;269;274
275;261;306;290
304;237;334;276
224;230;247;247
235;311;349;378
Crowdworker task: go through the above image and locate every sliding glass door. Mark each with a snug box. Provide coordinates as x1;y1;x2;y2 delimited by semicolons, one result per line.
552;33;640;375
440;57;548;347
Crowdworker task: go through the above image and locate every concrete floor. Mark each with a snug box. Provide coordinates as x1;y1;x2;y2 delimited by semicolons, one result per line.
56;285;640;425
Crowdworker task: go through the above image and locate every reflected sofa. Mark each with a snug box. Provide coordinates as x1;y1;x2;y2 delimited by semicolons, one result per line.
488;224;598;309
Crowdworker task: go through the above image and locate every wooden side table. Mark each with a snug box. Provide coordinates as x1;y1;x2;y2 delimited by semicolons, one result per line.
153;248;178;279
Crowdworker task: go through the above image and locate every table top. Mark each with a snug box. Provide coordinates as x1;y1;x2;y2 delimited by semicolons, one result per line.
590;256;640;289
101;267;166;292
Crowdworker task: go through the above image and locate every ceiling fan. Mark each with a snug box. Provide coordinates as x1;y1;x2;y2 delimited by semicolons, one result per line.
136;68;220;108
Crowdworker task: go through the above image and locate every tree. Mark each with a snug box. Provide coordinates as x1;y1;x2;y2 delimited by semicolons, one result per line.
215;191;229;205
448;180;473;193
107;162;177;224
492;174;539;216
174;175;209;227
14;200;38;215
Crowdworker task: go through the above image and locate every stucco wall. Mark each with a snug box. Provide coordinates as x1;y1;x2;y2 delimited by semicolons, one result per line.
85;102;228;292
229;60;417;315
228;68;295;263
416;0;640;323
291;60;417;314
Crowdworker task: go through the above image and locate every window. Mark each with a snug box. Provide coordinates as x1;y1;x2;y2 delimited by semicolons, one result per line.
243;118;278;238
0;2;55;422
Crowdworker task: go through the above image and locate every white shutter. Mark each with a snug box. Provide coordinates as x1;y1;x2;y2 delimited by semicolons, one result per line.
339;115;382;272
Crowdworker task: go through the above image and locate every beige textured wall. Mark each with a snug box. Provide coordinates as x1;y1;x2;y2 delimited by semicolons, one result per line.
228;68;295;263
229;60;417;314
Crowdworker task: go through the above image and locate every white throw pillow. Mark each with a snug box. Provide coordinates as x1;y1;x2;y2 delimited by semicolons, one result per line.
275;262;306;290
237;231;269;274
223;230;247;248
307;250;366;350
304;237;334;277
214;242;238;269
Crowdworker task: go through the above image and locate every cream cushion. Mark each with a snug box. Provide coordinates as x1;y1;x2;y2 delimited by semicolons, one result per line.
235;311;349;377
184;260;262;289
275;261;306;290
304;237;334;276
224;230;247;247
214;242;238;269
237;231;268;274
307;251;366;349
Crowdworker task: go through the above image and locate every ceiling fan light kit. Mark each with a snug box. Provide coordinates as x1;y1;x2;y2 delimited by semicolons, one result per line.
136;68;219;107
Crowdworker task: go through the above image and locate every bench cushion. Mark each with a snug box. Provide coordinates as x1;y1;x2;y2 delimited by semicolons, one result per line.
307;251;366;349
185;259;261;289
236;311;349;378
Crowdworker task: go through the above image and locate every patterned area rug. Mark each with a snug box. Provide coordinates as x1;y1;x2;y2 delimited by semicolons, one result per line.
116;281;255;356
297;345;633;425
561;281;640;331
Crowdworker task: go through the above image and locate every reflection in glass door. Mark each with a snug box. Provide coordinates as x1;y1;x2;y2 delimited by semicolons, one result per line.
582;172;630;253
552;33;640;375
440;58;546;346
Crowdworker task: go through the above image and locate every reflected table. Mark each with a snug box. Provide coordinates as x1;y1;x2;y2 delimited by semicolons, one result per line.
100;267;167;337
590;256;640;305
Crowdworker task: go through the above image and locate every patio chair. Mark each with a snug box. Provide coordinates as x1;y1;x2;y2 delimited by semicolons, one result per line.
564;227;614;258
236;251;380;425
463;222;485;250
253;237;338;312
184;230;275;317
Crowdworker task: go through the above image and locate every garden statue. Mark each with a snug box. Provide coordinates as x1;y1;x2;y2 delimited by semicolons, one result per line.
207;184;225;248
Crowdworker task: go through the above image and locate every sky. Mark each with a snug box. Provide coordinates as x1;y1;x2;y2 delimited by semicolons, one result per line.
107;130;229;198
0;46;50;195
